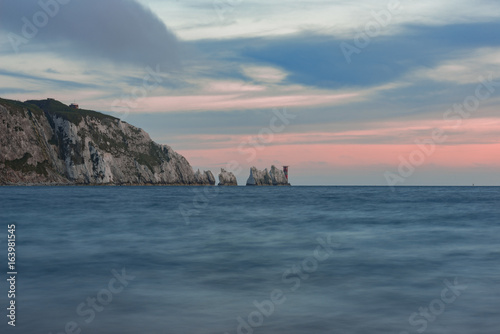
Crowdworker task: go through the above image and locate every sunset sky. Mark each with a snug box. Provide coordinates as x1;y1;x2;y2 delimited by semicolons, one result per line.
1;0;499;185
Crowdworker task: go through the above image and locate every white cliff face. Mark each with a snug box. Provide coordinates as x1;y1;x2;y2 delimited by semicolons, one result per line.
246;165;290;186
218;168;237;186
0;98;215;185
0;102;68;184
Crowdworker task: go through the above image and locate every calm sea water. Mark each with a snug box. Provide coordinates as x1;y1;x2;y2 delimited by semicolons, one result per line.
0;186;499;334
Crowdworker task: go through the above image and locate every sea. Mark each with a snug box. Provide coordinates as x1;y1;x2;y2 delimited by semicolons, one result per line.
0;186;499;334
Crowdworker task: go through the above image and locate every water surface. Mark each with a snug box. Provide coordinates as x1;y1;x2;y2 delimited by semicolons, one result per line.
0;186;499;334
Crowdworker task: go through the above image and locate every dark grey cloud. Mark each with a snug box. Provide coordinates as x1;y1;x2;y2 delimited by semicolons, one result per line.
189;22;500;89
0;0;179;67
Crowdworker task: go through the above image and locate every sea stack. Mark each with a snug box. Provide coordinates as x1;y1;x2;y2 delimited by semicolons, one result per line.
194;169;216;185
218;168;238;186
246;165;290;186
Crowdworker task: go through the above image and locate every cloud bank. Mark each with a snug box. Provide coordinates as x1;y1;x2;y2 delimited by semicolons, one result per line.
0;0;179;67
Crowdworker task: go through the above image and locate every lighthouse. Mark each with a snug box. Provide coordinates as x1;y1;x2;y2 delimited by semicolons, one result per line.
283;166;289;181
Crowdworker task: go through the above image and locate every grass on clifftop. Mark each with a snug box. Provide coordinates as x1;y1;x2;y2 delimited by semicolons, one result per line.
25;98;118;125
1;97;119;124
0;97;44;117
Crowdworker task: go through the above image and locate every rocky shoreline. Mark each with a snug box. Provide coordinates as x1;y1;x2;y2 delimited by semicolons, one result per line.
1;98;293;187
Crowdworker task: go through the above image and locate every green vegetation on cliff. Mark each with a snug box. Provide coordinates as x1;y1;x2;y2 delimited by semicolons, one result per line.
4;153;49;176
0;98;44;117
26;98;118;125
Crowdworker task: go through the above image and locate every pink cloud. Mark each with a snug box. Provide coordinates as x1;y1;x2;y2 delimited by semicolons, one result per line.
181;142;500;174
169;117;500;151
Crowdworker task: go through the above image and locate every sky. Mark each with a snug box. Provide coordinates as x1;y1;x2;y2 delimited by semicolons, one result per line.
0;0;499;185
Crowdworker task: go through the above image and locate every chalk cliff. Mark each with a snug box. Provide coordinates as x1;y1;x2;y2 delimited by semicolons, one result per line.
0;98;215;185
246;165;290;186
218;168;238;186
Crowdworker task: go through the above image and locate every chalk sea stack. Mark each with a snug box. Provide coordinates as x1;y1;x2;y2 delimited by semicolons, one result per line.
194;169;216;185
0;98;215;185
246;166;290;186
218;168;238;186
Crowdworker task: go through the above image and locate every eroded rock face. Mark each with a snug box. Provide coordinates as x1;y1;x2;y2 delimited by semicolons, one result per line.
270;165;289;185
218;168;237;186
0;98;215;185
194;169;216;185
246;165;290;186
246;167;272;186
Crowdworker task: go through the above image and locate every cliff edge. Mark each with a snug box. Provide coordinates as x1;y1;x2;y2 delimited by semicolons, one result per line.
0;98;215;185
